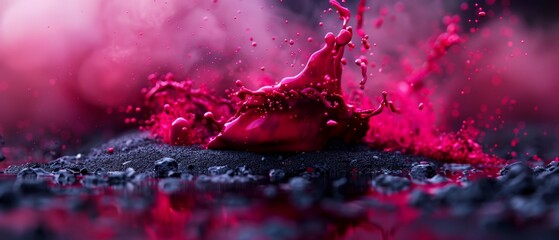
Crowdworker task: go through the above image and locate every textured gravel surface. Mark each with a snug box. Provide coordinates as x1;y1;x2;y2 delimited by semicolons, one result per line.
2;132;559;239
4;132;435;177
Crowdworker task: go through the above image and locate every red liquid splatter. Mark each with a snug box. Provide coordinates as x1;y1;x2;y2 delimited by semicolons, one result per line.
205;0;401;152
208;28;394;151
356;0;367;38
406;16;462;92
330;0;351;29
139;0;503;168
359;12;502;168
140;73;235;145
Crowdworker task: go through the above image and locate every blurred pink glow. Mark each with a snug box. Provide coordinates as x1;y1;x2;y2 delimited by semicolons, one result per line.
0;0;558;155
0;0;313;143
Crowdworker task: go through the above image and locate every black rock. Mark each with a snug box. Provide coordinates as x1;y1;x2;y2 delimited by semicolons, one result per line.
201;166;258;183
158;178;182;193
20;224;55;240
180;173;194;181
290;191;314;209
409;163;437;182
195;175;211;188
33;168;51;176
49;159;70;171
443;163;472;172
233;166;252;177
409;189;433;209
499;162;536;196
478;202;516;231
551;206;559;229
538;161;559;179
433;185;462;205
55;170;76;185
501;176;537;197
107;171;127;185
16;180;52;196
94;168;108;176
320;199;365;219
509;197;548;222
445;178;500;209
499;162;532;178
372;174;410;194
208;165;230;176
332;177;348;189
427;175;449;184
154;157;179;178
468;178;500;202
125;167;136;179
186;164;195;171
269;169;286;182
132;173;150;183
167;172;194;181
536;175;559;204
533;166;545;176
429;178;499;216
288;177;309;191
17;168;39;181
546;161;559;172
300;165;327;180
331;177;349;199
263;185;278;198
263;219;299;240
0;182;18;210
0;153;5;162
167;171;182;178
81;175;108;188
332;177;369;200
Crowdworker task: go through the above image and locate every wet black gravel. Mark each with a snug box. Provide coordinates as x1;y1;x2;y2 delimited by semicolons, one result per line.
4;132;434;178
2;132;559;239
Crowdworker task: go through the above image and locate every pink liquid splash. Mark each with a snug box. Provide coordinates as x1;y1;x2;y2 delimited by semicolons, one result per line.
139;73;235;146
137;0;503;168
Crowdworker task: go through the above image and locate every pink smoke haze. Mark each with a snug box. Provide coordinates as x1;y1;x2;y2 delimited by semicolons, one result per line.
0;0;558;161
0;0;317;147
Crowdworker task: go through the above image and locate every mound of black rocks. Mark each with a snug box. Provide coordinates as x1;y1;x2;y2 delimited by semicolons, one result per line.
1;132;559;239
